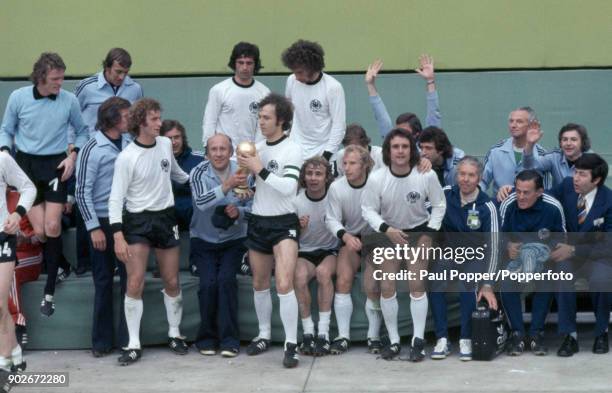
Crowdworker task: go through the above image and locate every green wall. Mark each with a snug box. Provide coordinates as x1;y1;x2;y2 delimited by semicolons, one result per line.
2;69;611;166
2;0;612;77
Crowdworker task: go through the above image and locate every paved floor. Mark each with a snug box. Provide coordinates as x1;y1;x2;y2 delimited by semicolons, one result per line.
14;326;612;393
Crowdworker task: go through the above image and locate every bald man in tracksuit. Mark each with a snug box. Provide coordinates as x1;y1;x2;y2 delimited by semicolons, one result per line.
499;170;566;356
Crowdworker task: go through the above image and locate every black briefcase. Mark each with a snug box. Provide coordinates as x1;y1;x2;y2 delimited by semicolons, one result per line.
471;303;508;360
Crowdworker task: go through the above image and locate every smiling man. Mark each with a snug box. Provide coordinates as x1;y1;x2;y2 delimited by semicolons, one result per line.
522;122;592;189
202;42;270;148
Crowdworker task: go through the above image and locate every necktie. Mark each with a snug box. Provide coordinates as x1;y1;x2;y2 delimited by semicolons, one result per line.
577;195;587;225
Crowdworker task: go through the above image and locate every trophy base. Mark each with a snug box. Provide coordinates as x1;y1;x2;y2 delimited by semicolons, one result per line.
233;186;251;195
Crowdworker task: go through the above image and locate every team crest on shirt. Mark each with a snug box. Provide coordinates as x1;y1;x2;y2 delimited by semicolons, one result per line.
309;99;322;112
538;228;550;240
267;160;279;173
249;101;259;114
406;191;421;203
161;159;170;172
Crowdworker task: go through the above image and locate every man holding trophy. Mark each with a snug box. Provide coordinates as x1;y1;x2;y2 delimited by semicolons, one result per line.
236;93;304;368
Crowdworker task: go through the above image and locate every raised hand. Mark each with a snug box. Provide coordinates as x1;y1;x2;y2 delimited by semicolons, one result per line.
526;120;542;145
365;59;383;85
415;54;435;82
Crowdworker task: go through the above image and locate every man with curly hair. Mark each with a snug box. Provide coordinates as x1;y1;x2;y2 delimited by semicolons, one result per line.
108;98;190;366
0;52;88;317
202;42;270;148
281;40;346;161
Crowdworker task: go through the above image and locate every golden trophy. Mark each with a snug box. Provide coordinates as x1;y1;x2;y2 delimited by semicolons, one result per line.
234;141;257;195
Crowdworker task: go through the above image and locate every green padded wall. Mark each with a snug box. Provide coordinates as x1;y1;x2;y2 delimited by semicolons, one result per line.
1;70;611;172
2;0;612;77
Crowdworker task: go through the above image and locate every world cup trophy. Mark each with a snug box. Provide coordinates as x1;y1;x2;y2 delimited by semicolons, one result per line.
234;141;257;195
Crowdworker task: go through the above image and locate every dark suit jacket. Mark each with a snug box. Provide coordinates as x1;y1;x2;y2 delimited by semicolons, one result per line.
551;177;612;261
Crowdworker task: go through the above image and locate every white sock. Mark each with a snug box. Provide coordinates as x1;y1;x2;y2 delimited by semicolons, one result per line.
301;315;315;336
318;311;331;340
162;290;183;338
334;293;353;339
45;294;54;302
11;345;22;365
0;356;10;371
253;289;272;340
410;293;428;340
278;290;298;345
381;293;400;344
124;296;143;349
365;298;382;340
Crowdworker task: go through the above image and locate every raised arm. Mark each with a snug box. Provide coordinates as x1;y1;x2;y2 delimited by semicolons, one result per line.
415;54;441;127
365;59;394;139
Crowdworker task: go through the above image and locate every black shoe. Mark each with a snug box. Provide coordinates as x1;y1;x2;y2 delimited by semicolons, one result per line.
169;337;189;355
40;298;55;317
0;368;11;393
557;335;579;357
118;348;142;366
10;361;26;373
527;333;548;356
246;337;270;356
92;348;112;358
56;267;71;284
409;337;426;362
329;337;350;355
507;332;525;356
283;342;299;368
592;333;609;354
380;343;401;360
299;334;315;356
313;335;330;357
75;265;88;276
15;325;27;350
367;338;383;354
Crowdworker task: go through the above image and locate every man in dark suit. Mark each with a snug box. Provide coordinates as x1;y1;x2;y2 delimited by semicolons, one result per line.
550;153;612;356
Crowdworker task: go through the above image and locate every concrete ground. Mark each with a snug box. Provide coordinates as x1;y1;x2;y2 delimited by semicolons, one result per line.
15;325;612;393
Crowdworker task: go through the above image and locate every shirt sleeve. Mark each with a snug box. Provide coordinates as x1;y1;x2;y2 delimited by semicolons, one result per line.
108;154;132;229
424;171;446;230
202;85;222;145
75;144;101;231
257;145;302;197
325;184;346;238
368;95;394;140
1;152;35;213
190;168;225;212
361;175;386;232
0;91;19;149
323;82;346;156
69;95;89;148
169;148;189;184
425;90;442;128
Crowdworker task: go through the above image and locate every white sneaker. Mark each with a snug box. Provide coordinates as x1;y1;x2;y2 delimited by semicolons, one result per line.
459;339;472;361
431;337;450;359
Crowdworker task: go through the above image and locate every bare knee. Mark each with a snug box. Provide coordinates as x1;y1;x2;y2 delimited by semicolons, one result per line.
44;219;61;237
316;268;333;285
381;282;396;299
335;272;353;293
275;277;293;295
163;276;179;295
294;270;310;291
